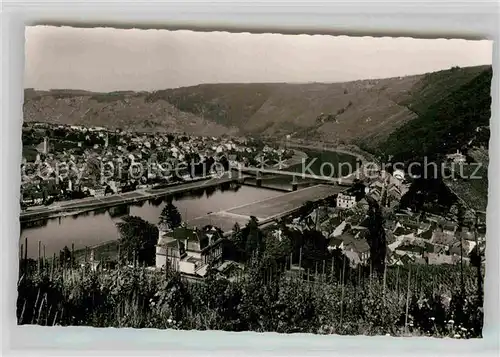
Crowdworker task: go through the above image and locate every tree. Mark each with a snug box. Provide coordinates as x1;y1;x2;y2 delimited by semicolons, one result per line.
224;222;245;262
242;216;264;260
116;216;159;266
298;201;316;221
59;246;72;268
349;179;366;201
159;200;182;231
301;229;330;271
365;195;387;277
218;156;230;172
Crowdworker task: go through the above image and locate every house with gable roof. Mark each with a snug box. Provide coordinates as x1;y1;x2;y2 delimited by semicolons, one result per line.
328;232;370;267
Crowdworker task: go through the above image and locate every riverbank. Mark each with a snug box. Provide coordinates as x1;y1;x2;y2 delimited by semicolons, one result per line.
68;184;345;263
20;174;243;224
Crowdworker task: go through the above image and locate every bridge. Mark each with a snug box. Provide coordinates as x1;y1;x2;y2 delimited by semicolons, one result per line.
231;166;355;187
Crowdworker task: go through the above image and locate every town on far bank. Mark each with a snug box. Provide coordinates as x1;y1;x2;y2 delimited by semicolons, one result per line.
20;121;486;283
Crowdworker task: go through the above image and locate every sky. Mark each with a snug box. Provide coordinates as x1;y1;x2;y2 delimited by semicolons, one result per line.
25;26;493;92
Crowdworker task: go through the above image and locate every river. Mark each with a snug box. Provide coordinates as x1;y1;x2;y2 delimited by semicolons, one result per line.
19;149;358;259
20;185;283;259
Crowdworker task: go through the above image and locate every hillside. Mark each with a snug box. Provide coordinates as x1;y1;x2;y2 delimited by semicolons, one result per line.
23;89;239;137
24;65;490;143
378;66;492;163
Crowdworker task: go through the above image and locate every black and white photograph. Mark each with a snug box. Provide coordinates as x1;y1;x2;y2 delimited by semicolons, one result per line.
18;26;492;338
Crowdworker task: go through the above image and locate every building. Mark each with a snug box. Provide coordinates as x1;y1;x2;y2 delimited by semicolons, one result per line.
336;193;357;209
330;232;370;267
393;169;405;182
427;253;454;266
446;149;466;164
156;225;225;277
89;186;106;197
395;244;425;259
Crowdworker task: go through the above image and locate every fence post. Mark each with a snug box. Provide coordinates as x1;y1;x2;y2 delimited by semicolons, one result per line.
38;241;41;274
71;243;75;272
43;245;46;272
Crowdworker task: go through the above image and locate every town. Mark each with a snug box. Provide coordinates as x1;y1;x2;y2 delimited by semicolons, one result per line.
21;121;295;207
17;28;490;337
20;122;486;280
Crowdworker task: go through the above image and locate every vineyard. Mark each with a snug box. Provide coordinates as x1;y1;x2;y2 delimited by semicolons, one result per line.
17;255;483;338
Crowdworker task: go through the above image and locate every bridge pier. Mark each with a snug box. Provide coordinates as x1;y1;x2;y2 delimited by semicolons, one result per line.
256;170;262;187
291;175;298;191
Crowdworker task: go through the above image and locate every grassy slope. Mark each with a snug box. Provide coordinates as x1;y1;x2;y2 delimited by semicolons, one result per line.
23;91;239;137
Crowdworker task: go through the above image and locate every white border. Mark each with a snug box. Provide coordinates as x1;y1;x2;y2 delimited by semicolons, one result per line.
1;0;499;356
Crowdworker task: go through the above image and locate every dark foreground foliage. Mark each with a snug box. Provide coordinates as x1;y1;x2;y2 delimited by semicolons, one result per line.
17;259;482;338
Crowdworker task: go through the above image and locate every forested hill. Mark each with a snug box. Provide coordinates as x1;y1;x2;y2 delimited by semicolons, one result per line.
377;66;492;164
24;65;489;144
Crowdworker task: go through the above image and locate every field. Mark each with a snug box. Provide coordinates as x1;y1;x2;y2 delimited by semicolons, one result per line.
227;184;343;220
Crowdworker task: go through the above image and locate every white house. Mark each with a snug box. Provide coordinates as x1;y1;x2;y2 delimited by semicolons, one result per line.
156;226;225;277
336;193;356;209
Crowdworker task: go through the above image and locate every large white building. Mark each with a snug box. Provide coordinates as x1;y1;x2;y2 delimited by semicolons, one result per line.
156;225;225;277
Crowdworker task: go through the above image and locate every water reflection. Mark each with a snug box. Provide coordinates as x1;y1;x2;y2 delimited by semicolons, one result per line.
108;205;130;218
19;184;282;258
94;207;108;216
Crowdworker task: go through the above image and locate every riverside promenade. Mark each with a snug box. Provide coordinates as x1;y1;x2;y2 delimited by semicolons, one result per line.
187;184;347;233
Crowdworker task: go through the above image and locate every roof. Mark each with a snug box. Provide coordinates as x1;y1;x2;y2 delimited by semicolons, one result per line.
431;231;455;246
307;208;329;224
357;198;369;207
456;231;474;241
413;257;427;265
331;220;348;238
186;256;200;264
370;180;384;189
396;244;425;254
342;235;370;254
172;226;199;241
393;225;414;237
157;239;185;257
358;216;371;228
328;237;344;248
195;264;209;277
344;250;362;267
427;253;453;265
449;240;472;256
418;228;434;240
442;223;457;232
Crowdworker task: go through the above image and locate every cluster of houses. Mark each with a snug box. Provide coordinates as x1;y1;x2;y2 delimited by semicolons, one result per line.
155;223;241;279
21;123;288;208
152;173;485;282
150;166;486;280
